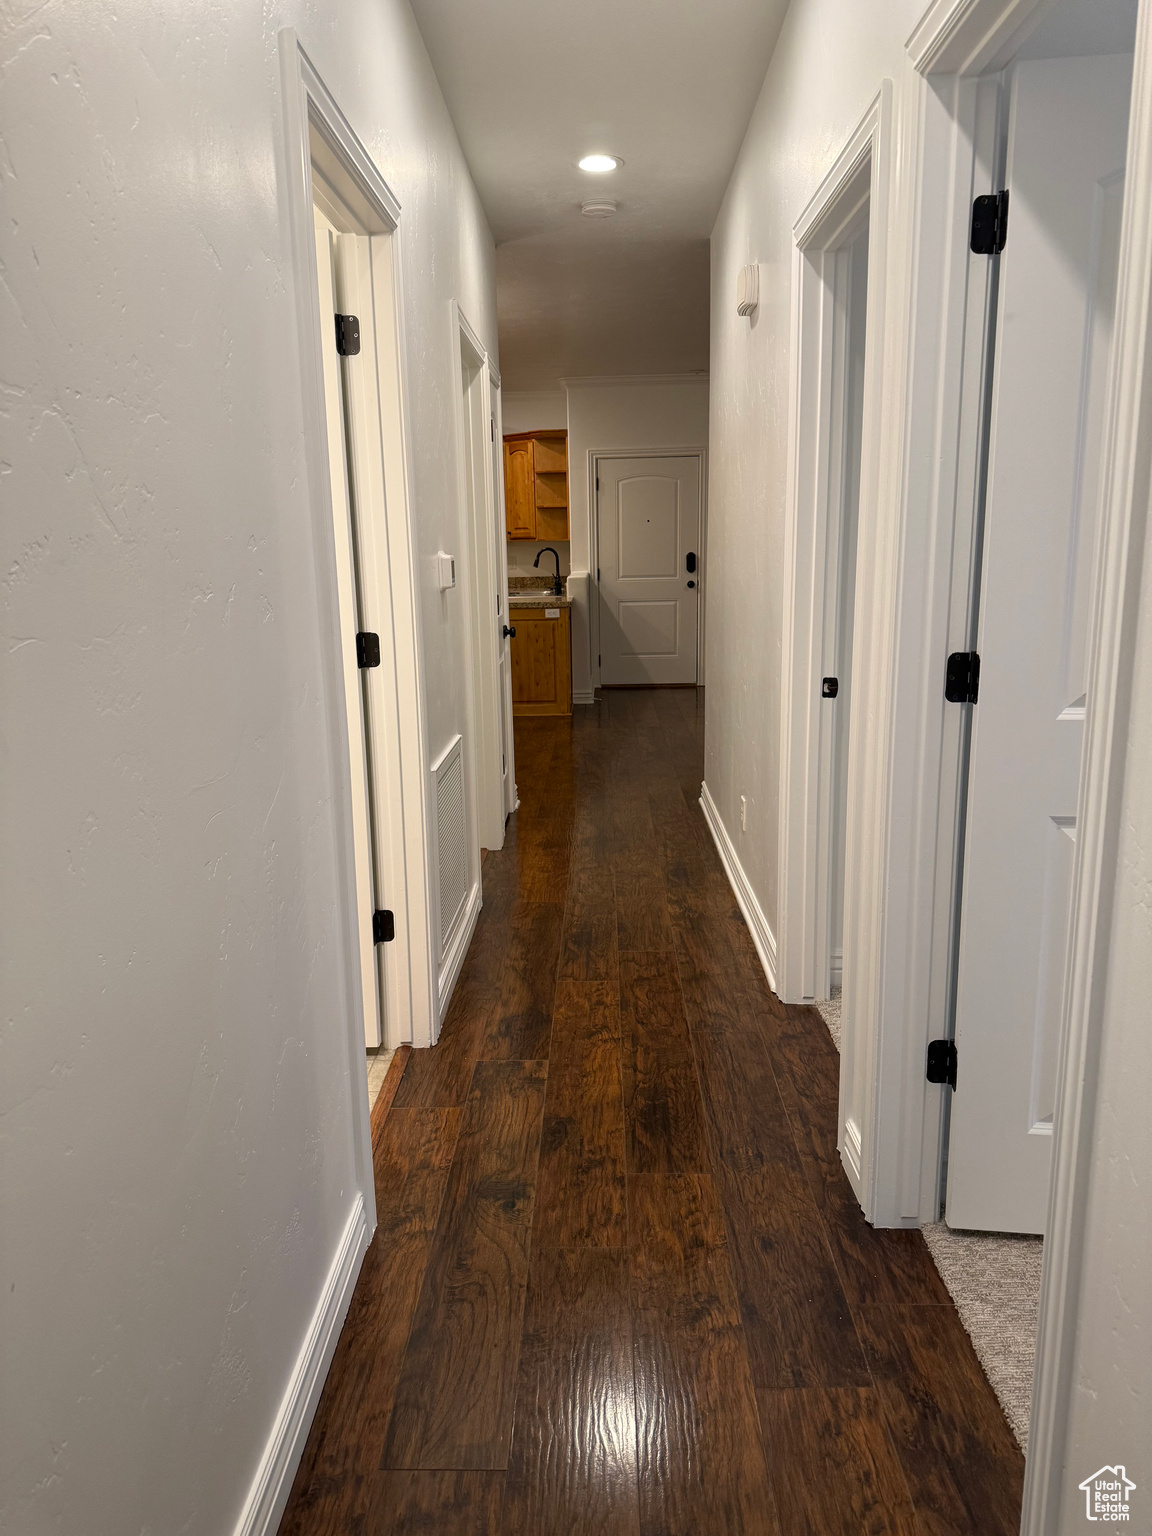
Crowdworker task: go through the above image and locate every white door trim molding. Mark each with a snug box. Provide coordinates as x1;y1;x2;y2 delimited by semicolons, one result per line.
906;0;1058;76
848;0;1089;1232
1023;0;1152;1525
777;89;887;1016
701;782;778;991
231;1196;370;1536
451;300;506;855
587;446;708;693
429;730;482;1019
280;28;438;1069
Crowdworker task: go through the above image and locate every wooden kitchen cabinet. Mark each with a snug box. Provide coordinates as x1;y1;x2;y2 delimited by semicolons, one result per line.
510;606;571;716
503;430;568;540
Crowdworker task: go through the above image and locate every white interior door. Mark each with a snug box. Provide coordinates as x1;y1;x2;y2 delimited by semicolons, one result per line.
597;456;701;685
314;206;384;1049
946;53;1130;1232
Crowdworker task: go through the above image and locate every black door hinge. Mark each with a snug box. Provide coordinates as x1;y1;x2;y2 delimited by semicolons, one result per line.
356;631;381;669
945;650;980;703
822;677;839;698
491;418;495;441
373;909;395;944
335;313;361;356
926;1038;958;1089
970;191;1009;255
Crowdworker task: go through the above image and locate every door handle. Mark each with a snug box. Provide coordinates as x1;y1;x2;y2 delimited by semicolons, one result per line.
687;580;696;588
686;551;697;573
502;624;516;638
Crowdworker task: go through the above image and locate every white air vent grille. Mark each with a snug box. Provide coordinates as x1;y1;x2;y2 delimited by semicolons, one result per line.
433;734;469;958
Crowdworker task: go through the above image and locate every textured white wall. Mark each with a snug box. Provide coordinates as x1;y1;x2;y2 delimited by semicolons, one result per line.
0;2;495;1533
705;0;922;937
502;390;568;433
566;376;710;695
1052;522;1152;1529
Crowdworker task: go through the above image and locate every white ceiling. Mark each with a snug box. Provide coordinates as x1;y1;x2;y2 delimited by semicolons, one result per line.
408;0;791;390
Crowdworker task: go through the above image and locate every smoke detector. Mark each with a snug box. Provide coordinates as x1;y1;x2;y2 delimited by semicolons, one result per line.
737;263;760;318
581;199;617;218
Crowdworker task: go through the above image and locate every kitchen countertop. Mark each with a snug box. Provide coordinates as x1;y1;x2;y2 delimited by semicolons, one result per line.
507;591;572;608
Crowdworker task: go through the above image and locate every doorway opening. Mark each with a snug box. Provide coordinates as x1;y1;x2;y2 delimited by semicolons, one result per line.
777;94;885;1018
923;10;1135;1239
311;190;388;1065
826;221;868;997
454;310;514;859
284;38;441;1108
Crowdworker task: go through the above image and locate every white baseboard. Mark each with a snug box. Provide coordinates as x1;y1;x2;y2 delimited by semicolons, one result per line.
699;781;778;993
436;878;481;1029
572;689;596;705
843;1116;863;1182
233;1195;370;1536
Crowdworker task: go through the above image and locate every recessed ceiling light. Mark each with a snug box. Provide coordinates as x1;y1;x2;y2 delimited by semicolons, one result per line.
581;200;617;218
579;154;622;173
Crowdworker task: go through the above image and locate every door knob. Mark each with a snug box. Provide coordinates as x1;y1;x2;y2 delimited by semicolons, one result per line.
503;624;516;638
687;580;696;589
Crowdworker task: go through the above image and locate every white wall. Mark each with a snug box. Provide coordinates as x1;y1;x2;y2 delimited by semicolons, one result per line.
507;540;573;579
566;375;710;697
1049;549;1152;1522
705;0;923;946
502;389;567;433
0;3;495;1534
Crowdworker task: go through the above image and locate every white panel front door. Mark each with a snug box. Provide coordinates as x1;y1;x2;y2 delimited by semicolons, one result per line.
597;456;701;685
946;54;1130;1232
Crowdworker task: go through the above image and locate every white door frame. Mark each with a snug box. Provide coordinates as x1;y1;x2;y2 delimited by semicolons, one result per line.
280;29;439;1089
839;3;1076;1234
776;89;889;1020
490;376;518;817
312;206;385;1053
1022;0;1152;1524
588;446;708;693
451;302;511;852
838;0;1152;1520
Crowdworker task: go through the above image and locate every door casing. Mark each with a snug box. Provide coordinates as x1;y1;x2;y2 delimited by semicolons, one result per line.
777;106;883;1021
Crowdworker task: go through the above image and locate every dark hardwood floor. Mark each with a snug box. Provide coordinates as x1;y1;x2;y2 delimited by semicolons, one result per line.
279;688;1024;1536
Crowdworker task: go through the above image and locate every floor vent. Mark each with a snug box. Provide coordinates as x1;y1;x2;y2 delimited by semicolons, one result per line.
432;734;469;958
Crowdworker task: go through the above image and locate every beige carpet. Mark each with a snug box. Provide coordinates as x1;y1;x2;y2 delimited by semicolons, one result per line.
921;1221;1042;1448
814;987;1041;1449
816;989;842;1051
366;1047;395;1109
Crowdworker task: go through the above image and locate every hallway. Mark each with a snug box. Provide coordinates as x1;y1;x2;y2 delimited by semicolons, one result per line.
279;690;1023;1536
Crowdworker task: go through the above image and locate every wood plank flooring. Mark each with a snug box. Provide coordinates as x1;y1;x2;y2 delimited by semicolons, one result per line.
279;688;1024;1536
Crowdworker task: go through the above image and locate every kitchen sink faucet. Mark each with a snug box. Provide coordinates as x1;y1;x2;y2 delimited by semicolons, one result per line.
533;547;564;595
